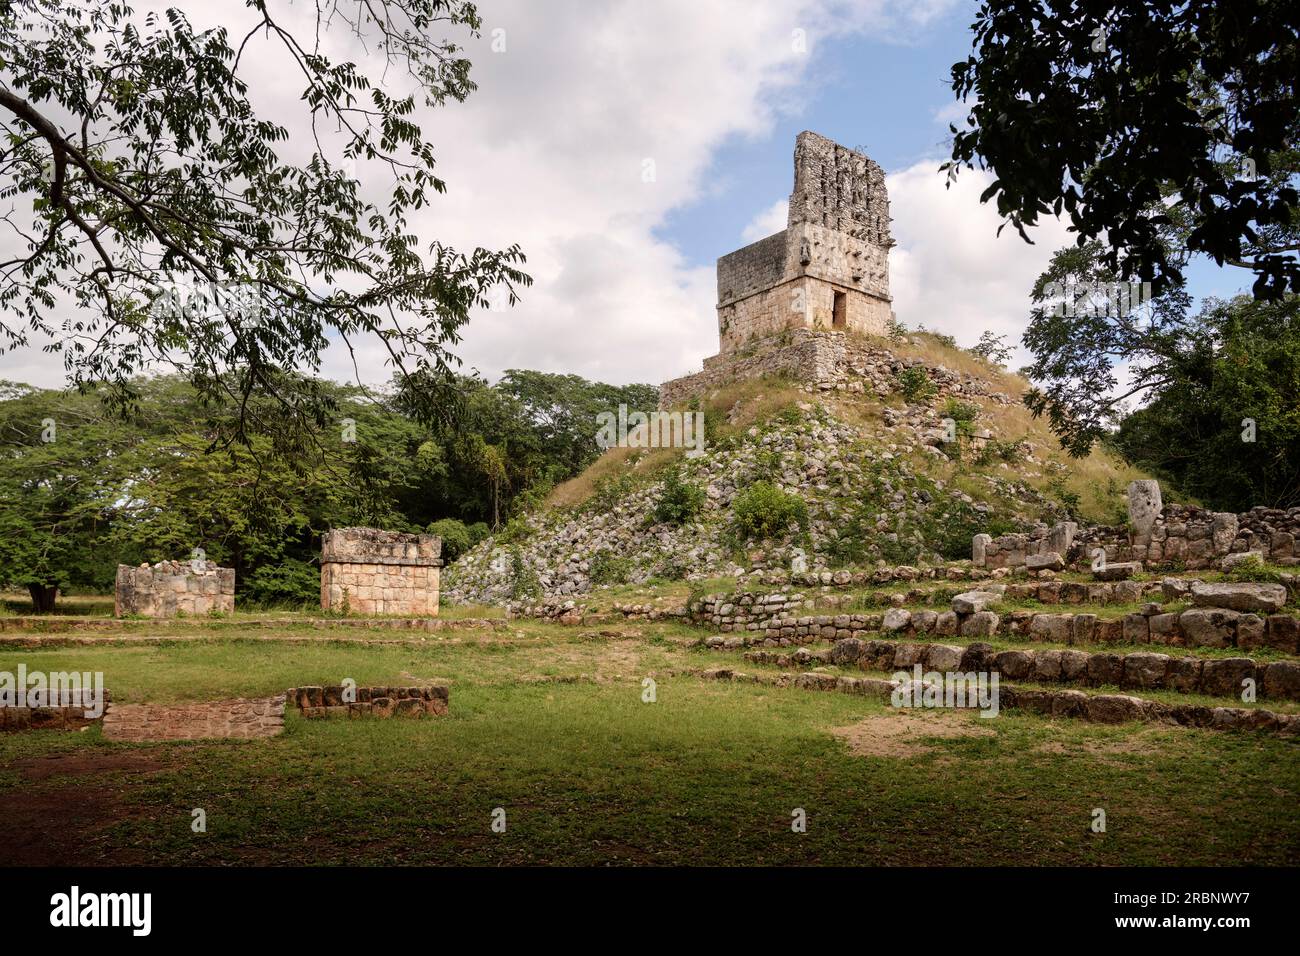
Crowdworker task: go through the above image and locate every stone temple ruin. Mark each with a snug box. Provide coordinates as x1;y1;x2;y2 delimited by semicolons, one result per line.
661;131;894;407
115;560;236;618
320;527;442;616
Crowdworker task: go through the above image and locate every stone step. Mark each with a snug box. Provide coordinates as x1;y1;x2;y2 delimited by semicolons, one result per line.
694;667;1298;735
704;603;1299;655
714;635;1300;702
101;696;285;741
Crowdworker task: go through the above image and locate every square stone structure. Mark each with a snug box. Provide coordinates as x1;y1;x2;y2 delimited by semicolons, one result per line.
115;560;236;618
320;527;442;616
716;131;893;355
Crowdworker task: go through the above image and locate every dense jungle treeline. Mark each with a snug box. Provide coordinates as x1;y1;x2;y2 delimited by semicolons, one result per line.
0;371;655;608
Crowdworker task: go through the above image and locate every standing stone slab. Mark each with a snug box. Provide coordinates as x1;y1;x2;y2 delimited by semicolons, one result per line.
1127;480;1163;536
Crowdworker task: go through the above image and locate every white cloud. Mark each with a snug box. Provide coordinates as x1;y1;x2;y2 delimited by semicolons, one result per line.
1;0;961;390
741;198;789;244
931;99;972;127
887;159;1073;366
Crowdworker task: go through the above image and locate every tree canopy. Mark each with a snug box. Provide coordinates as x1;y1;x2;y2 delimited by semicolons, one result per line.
947;0;1300;299
0;370;656;608
0;0;528;440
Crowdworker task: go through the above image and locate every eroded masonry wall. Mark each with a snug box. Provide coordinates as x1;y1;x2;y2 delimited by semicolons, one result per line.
319;527;442;616
115;561;235;618
971;480;1300;571
788;131;892;247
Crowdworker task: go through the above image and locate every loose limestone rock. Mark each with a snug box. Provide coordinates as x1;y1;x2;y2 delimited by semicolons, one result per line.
1025;551;1065;572
952;590;998;614
1093;561;1142;582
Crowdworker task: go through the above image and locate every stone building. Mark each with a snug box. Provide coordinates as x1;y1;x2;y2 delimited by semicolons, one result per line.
115;560;236;618
662;131;894;406
718;131;892;353
319;527;442;616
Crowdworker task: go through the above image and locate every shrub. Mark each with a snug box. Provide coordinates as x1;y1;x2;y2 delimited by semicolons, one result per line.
466;522;491;546
586;471;636;513
1047;474;1082;518
927;506;1016;562
495;514;532;545
1223;553;1283;584
242;559;319;607
994;438;1027;463
942;397;979;430
652;470;706;526
732;481;808;540
970;330;1013;366
590;550;633;585
428;518;472;561
508;546;540;600
896;366;938;403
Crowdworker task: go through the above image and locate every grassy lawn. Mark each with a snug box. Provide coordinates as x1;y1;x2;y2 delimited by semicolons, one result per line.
1;624;1297;866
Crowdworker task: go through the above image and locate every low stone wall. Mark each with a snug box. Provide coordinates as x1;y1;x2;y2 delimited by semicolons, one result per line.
507;599;587;625
972;522;1075;571
672;579;1160;626
660;329;842;409
0;690;109;732
973;482;1300;572
611;602;689;622
289;684;448;718
115;560;235;618
692;592;808;630
320;527;442;616
101;696;285;741
699;601;1297;656
660;329;1015;409
697;667;1299;735
737;637;1300;702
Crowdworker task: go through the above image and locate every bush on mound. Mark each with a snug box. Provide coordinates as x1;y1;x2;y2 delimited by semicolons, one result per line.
732;481;808;541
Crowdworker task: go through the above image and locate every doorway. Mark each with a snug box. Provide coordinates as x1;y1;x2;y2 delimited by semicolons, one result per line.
832;290;847;329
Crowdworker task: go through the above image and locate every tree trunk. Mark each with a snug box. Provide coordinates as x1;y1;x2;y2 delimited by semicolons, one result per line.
27;583;58;613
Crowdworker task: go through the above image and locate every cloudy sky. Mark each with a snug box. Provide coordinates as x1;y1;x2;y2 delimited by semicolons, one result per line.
2;0;1247;390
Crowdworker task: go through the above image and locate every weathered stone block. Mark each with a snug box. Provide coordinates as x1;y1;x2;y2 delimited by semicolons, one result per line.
1127;480;1163;535
1093;561;1142;582
952;590;998;614
993;650;1033;680
1165;657;1204;693
1262;661;1300;701
1086;653;1124;686
1200;658;1256;699
1025;551;1065;572
925;644;964;672
1179;608;1240;648
1189;582;1287;613
1265;614;1299;653
960;611;999;637
1086;694;1147;724
1122;652;1170;690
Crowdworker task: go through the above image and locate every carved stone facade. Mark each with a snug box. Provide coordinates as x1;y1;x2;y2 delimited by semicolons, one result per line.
717;131;892;355
115;560;235;618
319;527;442;616
663;132;894;406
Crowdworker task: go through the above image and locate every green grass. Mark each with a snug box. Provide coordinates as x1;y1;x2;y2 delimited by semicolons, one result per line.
1;623;1296;866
